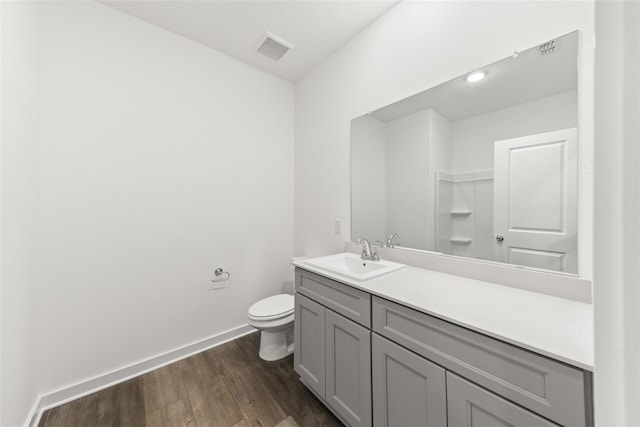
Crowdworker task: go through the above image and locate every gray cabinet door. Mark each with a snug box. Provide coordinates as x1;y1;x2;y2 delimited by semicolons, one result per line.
294;293;325;397
372;334;447;427
447;372;559;427
325;309;372;426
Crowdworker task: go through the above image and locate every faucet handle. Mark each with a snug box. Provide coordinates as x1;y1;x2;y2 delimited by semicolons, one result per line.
372;247;380;261
356;237;369;257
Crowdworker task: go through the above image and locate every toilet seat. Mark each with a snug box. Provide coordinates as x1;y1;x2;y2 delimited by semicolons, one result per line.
248;294;294;322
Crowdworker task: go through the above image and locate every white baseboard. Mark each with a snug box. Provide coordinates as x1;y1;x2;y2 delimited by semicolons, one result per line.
22;398;41;427
26;324;256;427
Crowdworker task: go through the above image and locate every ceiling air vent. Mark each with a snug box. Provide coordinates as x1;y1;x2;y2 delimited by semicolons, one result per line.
256;32;293;61
539;39;557;56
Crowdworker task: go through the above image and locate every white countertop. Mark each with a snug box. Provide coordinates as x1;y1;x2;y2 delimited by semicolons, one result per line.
293;257;594;371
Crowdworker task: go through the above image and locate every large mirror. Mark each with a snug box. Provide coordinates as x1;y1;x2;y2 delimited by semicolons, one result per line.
351;31;579;274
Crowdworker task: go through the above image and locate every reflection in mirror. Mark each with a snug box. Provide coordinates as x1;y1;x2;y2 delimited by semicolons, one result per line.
351;31;578;274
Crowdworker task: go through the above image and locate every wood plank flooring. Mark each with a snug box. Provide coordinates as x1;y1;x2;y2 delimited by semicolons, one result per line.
39;332;341;427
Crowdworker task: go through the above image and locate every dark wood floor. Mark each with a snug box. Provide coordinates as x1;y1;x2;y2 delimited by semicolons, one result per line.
39;332;341;427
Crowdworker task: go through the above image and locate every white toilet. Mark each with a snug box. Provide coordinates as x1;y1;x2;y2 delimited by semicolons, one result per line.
247;293;295;361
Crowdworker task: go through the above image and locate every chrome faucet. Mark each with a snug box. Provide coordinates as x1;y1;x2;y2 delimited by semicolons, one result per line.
357;238;379;261
386;233;399;248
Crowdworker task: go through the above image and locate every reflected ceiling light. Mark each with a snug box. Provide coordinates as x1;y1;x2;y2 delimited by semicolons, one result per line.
466;71;486;82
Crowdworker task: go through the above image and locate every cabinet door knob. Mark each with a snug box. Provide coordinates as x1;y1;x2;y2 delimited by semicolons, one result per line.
496;235;504;242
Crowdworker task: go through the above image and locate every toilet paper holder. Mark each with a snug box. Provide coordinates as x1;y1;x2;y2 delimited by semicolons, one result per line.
212;268;231;282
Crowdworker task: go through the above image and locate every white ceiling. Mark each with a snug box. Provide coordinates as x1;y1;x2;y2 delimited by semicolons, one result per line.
100;0;399;82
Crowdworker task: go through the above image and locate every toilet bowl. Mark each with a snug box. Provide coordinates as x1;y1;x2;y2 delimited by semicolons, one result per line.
247;294;294;361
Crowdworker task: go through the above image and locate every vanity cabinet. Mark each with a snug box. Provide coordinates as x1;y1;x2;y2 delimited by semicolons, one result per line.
294;270;372;427
294;267;593;427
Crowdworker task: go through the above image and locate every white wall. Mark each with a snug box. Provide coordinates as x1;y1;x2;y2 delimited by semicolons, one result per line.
37;1;294;396
0;1;42;425
428;109;452;177
350;115;386;244
594;1;640;425
451;90;577;172
448;91;576;265
385;110;431;250
295;1;594;269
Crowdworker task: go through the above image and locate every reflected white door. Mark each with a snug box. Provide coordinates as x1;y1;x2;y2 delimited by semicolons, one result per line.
493;128;577;273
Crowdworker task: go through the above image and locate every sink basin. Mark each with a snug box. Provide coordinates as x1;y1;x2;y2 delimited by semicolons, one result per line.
304;252;405;281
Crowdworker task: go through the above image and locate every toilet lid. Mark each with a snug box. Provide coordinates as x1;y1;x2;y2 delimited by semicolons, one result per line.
248;294;294;318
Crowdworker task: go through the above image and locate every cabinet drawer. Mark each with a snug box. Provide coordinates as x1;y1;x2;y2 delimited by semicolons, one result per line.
295;268;371;327
447;372;559;427
373;296;589;426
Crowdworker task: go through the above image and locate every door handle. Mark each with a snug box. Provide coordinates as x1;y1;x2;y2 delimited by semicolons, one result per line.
496;235;504;242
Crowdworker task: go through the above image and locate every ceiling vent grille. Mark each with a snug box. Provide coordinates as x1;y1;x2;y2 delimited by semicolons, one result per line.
539;40;557;56
256;32;293;61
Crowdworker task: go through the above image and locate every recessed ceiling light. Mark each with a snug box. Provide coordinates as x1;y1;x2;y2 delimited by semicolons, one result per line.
466;71;486;82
